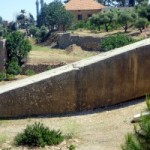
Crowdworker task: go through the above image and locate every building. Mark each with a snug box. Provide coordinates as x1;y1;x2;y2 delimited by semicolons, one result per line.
65;0;104;21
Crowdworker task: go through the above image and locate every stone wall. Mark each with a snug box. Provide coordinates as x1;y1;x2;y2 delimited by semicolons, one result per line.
22;63;66;74
57;33;101;51
0;39;150;118
0;40;6;72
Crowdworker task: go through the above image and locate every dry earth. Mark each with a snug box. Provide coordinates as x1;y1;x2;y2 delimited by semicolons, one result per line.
0;98;146;150
27;44;99;65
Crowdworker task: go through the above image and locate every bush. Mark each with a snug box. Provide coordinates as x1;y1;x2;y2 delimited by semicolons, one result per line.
29;26;39;37
14;122;64;147
146;94;150;111
6;57;22;75
100;34;136;52
0;72;6;81
69;144;76;150
6;74;15;81
6;31;31;67
122;96;150;150
25;69;35;76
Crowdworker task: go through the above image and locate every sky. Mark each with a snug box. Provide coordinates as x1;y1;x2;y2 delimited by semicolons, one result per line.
0;0;64;21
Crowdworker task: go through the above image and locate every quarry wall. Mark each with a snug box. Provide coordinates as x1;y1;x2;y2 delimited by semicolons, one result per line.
57;33;101;51
0;38;150;118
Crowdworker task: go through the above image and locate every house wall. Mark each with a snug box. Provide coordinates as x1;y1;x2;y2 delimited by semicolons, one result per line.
70;9;101;21
0;38;150;118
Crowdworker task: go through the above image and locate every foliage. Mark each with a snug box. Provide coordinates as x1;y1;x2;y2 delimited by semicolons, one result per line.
29;26;39;37
14;122;64;147
0;16;2;24
47;66;52;70
100;34;135;51
122;97;150;150
118;10;137;32
6;31;31;69
37;0;72;31
0;72;6;81
6;57;22;75
6;74;15;81
25;69;35;76
135;1;150;21
16;9;35;34
69;144;76;150
146;94;150;111
122;133;142;150
135;17;149;32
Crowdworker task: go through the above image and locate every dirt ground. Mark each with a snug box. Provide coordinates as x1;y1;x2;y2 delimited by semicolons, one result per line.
27;44;99;65
0;98;146;150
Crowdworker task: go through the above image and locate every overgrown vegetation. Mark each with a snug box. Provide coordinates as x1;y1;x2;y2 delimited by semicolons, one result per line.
25;69;35;76
100;34;136;51
122;95;150;150
4;31;31;76
14;122;64;147
69;144;76;150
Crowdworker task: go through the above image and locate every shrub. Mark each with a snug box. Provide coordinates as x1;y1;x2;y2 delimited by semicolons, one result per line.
14;122;64;147
29;26;39;37
146;94;150;111
100;34;136;52
122;96;150;150
6;74;15;81
6;31;32;67
47;66;52;70
69;144;76;150
122;133;141;150
0;72;6;81
25;69;35;76
6;57;22;75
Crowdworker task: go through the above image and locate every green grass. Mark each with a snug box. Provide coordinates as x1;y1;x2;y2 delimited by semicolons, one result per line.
31;44;51;51
0;134;7;147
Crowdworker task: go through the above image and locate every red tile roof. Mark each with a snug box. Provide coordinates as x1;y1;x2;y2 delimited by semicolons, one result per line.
65;0;104;11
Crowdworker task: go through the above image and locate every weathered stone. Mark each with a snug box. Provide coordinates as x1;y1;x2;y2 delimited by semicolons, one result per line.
57;33;102;51
0;38;150;118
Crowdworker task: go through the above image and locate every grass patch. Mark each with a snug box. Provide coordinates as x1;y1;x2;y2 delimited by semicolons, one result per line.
0;134;7;147
62;121;79;139
32;44;51;51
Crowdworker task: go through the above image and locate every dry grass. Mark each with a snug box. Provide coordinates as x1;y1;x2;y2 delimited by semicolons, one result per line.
0;98;146;150
28;44;99;65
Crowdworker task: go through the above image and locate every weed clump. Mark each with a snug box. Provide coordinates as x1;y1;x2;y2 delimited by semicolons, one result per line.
14;122;64;147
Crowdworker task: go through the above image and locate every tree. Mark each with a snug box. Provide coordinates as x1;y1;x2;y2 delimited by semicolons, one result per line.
129;0;135;6
6;31;32;68
135;17;149;32
16;10;35;34
37;0;72;31
101;10;118;32
118;10;137;32
0;16;2;24
135;1;150;21
89;14;102;31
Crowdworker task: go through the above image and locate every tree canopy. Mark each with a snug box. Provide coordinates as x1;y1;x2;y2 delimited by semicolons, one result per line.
37;0;72;31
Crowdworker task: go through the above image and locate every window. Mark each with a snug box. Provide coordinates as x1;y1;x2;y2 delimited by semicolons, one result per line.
88;14;92;18
78;14;82;20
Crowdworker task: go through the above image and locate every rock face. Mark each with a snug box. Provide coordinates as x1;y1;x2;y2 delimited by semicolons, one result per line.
0;38;150;118
0;39;7;72
57;33;101;51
